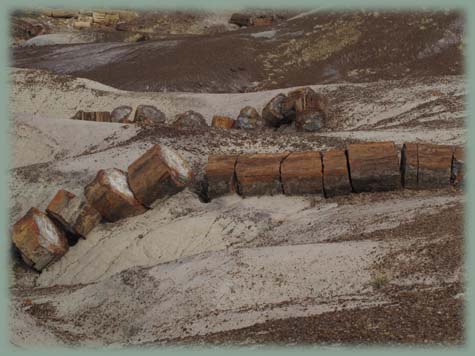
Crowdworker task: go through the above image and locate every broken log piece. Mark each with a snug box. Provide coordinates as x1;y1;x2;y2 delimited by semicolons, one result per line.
347;142;401;193
71;111;112;122
322;149;351;197
111;105;133;123
206;154;239;199
452;146;464;187
235;152;289;196
295;110;325;132
12;207;69;271
173;110;208;128
229;13;253;27
127;144;193;207
211;115;235;129
418;143;453;189
281;151;323;195
84;168;146;222
46;189;101;239
262;93;288;128
401;142;418;189
235;106;263;130
253;17;273;26
134;105;166;125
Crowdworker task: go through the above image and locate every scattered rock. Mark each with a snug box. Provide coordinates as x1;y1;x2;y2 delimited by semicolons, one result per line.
262;93;288;128
111;105;133;123
46;189;101;239
127;144;193;207
11;207;69;271
322;149;352;197
281;151;323;195
134;105;166;125
295;110;325;132
84;168;146;222
211;115;235;129
173;110;208;128
235;106;263;130
418;144;453;189
347;142;401;193
205;154;238;200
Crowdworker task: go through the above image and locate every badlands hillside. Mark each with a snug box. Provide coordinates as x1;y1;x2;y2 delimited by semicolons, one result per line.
9;9;465;346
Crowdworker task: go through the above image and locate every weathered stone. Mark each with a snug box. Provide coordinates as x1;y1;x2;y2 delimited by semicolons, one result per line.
111;105;133;123
262;93;288;128
46;189;101;239
235;106;263;130
173;110;208;128
211;115;235;129
128;145;193;207
206;154;239;200
236;152;289;196
84;168;146;222
322;149;351;197
418;143;453;189
295;110;325;132
401;142;418;189
452;146;464;187
12;207;69;271
281;151;323;195
230;13;253;27
134;105;166;125
347;142;401;193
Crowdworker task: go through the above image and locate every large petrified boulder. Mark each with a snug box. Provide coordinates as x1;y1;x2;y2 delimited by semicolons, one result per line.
261;93;289;128
173;110;208;128
84;168;146;222
347;142;401;192
284;87;328;132
12;207;69;271
128;145;193;207
211;115;235;129
134;105;166;125
205;154;238;200
235;152;289;196
322;149;351;197
111;105;133;123
71;111;112;122
235;106;263;130
401;142;418;189
281;151;323;195
46;189;101;239
452;146;464;187
418;143;453;189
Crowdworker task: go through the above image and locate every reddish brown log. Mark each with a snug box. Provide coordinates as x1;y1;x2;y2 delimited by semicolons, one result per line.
322;149;351;197
347;142;401;193
281;151;323;195
206;154;238;199
211;116;235;129
418;143;453;189
401;142;418;189
12;207;69;271
235;152;289;196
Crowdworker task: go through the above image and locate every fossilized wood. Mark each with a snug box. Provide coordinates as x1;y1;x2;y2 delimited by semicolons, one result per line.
452;146;464;187
281;151;323;195
401;142;418;189
206;154;239;199
347;142;401;193
322;149;351;197
235;152;289;196
211;115;235;129
418;143;453;189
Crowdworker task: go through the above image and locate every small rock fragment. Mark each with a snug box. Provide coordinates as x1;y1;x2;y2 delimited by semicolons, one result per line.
173;110;208;128
235;106;263;130
134;105;166;125
111;105;133;123
211;115;235;129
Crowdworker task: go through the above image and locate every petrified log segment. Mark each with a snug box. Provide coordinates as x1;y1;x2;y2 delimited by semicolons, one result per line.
128;144;193;207
322;149;351;197
452;146;464;187
71;111;112;122
262;93;288;128
206;154;238;199
281;151;323;195
211;115;235;129
173;110;208;128
134;105;166;125
235;153;289;196
418;143;453;189
84;168;146;222
111;105;133;123
230;13;253;27
235;106;263;130
46;189;101;239
12;207;69;271
401;143;418;189
347;142;401;193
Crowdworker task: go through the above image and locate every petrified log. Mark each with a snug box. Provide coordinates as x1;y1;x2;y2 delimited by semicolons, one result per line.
173;110;208;128
254;17;273;26
111;105;133;123
347;142;401;192
235;106;263;130
84;168;146;222
400;142;419;189
262;93;288;128
322;149;351;197
229;13;253;27
295;110;325;132
71;111;112;122
12;207;69;271
452;146;464;187
211;115;235;129
127;144;193;207
46;189;101;239
418;143;453;189
281;151;323;195
235;152;289;196
134;105;166;125
206;154;239;200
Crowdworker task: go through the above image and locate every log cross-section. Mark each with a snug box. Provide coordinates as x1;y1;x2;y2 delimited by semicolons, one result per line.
206;154;239;200
322;149;351;197
418;143;453;189
401;142;418;189
235;152;289;197
281;151;323;195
